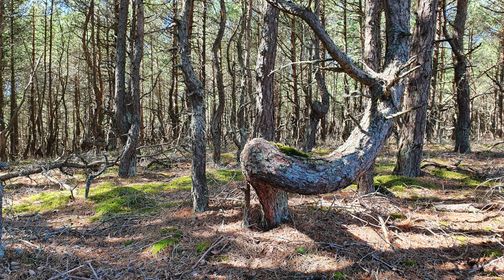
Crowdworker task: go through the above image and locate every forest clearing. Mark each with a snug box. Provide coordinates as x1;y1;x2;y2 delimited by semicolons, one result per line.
0;0;502;278
0;143;503;279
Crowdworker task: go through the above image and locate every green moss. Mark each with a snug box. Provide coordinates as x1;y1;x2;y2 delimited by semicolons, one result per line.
12;191;71;214
374;175;436;191
332;271;347;280
160;227;183;239
429;169;484;187
389;212;406;221
401;259;417;267
123;240;134;246
439;220;451;228
454;235;469;244
150;238;179;255
165;176;193;191
483;249;503;258
274;143;309;158
375;163;395;174
295;246;308;255
221;152;237;165
89;186;158;220
196;241;211;253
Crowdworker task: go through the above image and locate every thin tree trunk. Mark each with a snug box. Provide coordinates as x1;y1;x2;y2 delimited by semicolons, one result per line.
9;0;18;159
444;0;471;153
114;0;129;146
357;0;382;194
119;0;143;177
394;0;439;177
210;0;226;165
178;0;208;212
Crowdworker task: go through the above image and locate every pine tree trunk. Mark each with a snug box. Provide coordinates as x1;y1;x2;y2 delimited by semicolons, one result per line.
394;0;439;176
242;0;411;228
178;0;208;212
210;0;226;165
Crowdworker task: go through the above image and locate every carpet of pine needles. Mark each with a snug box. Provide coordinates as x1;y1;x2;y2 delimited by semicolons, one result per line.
0;143;503;279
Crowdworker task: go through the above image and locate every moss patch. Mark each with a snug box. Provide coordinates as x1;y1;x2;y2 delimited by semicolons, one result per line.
375;163;395;174
483;249;503;258
274;143;309;158
12;191;71;214
374;175;437;192
311;147;332;157
295;246;308;255
196;241;211;253
150;238;180;255
429;169;484;187
332;271;347;280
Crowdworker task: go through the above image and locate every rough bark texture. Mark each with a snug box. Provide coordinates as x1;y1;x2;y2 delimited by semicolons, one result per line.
242;0;411;228
210;0;226;165
394;0;439;176
250;2;288;226
178;0;208;212
114;0;129;145
357;0;382;193
255;3;279;141
118;0;143;178
444;0;471;153
304;0;329;152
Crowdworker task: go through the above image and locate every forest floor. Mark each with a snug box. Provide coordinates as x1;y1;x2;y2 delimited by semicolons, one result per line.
0;142;503;279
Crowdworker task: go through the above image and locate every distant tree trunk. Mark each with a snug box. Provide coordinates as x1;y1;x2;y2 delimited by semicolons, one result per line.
118;0;143;177
9;0;18;159
210;0;226;165
27;7;37;157
178;0;208;212
251;2;289;225
0;0;5;161
290;17;300;144
444;0;471;153
304;0;329;153
394;0;439;177
242;0;411;228
357;0;382;194
114;0;129;147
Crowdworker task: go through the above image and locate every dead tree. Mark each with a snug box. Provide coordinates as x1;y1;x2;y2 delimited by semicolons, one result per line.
177;0;208;212
241;0;412;228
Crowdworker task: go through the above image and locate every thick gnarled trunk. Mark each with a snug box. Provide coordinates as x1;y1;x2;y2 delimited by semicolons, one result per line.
242;0;411;228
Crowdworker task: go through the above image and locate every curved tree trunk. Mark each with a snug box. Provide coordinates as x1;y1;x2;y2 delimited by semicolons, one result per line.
210;0;226;165
178;0;208;212
394;0;439;177
241;0;411;228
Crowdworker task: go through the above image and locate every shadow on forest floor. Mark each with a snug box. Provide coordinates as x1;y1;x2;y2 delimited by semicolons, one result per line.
0;145;503;279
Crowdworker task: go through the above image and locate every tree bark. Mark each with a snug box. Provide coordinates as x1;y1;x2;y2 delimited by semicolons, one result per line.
394;0;439;177
443;0;471;153
177;0;208;212
9;0;18;159
304;0;329;153
242;0;411;228
114;0;129;146
210;0;226;165
118;0;143;177
357;0;382;194
252;2;289;226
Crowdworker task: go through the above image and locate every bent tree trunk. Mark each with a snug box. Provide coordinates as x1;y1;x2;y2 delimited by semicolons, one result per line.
241;0;411;228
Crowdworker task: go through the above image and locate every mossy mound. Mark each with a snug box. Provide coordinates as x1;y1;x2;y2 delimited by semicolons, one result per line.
274;143;309;158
